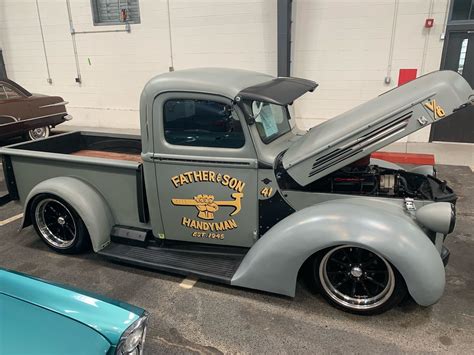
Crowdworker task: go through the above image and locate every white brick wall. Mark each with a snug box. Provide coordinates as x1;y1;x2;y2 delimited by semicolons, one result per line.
292;0;449;143
0;0;448;142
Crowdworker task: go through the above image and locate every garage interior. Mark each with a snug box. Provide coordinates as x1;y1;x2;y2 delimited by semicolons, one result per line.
1;0;473;353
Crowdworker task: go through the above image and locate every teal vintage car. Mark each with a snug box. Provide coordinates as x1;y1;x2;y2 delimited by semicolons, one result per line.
0;268;148;354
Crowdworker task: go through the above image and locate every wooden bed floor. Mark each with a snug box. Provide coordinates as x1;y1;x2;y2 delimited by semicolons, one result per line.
71;150;143;163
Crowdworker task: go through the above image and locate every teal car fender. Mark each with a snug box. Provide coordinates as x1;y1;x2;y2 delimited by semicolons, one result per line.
1;294;111;354
0;269;147;354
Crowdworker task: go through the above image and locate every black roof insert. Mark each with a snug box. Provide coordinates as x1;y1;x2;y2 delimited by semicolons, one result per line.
236;77;317;106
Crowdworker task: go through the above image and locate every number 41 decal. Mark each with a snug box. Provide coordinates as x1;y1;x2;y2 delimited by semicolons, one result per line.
260;187;273;198
424;99;446;119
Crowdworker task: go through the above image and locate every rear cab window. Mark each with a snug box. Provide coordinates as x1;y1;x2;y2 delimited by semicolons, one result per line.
163;99;245;148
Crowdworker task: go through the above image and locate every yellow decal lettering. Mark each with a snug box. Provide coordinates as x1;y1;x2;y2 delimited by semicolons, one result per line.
171;176;180;188
424;100;446;119
172;171;246;239
182;217;191;227
179;174;188;185
260;187;273;198
209;171;216;182
193;170;202;181
183;218;237;232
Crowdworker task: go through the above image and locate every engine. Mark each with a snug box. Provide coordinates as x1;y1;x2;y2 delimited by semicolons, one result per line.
277;158;456;202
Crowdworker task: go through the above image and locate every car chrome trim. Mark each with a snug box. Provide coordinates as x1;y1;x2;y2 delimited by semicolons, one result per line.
39;101;69;108
116;311;149;355
0;112;67;126
0;115;18;124
448;203;456;233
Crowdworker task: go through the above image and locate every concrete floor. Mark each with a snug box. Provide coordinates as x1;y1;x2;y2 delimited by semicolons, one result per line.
1;164;473;353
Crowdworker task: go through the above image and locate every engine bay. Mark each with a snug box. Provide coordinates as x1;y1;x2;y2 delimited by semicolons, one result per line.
277;156;457;203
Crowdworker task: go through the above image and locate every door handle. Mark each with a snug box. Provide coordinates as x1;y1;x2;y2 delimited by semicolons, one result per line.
141;152;159;162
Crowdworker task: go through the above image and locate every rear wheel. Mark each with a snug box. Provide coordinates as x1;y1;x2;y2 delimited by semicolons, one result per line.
30;194;90;254
28;126;50;140
309;245;407;315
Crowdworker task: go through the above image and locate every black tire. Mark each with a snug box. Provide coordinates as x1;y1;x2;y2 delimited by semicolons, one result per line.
30;194;91;254
307;245;407;315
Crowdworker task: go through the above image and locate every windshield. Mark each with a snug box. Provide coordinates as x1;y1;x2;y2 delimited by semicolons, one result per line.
249;101;291;143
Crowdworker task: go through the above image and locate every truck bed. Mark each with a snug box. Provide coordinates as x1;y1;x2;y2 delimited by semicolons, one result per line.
12;131;143;162
0;131;149;229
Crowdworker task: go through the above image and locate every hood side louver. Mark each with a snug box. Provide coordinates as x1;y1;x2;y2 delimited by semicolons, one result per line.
309;113;412;178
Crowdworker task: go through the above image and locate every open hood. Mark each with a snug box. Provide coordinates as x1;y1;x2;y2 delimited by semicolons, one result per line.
283;71;473;186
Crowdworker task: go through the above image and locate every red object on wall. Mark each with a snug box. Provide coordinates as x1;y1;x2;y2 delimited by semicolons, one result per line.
425;18;434;28
398;69;417;86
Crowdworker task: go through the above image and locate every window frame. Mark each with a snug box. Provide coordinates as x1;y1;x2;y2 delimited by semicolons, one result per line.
90;0;141;26
152;92;257;160
0;83;24;101
449;0;474;23
162;98;246;149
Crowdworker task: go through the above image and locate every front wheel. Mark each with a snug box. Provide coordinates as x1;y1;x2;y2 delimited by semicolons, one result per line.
28;126;50;140
309;245;407;315
30;194;91;254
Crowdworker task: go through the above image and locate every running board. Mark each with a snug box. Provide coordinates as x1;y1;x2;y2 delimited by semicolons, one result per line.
98;242;245;284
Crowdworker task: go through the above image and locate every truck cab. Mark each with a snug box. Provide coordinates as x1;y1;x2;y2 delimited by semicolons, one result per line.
138;69;315;248
1;68;471;315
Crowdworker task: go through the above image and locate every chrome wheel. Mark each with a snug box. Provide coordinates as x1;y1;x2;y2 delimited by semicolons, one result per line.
319;245;395;311
29;126;50;140
34;198;77;249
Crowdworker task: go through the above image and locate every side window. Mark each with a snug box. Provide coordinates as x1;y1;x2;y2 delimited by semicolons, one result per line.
0;84;21;100
163;99;245;148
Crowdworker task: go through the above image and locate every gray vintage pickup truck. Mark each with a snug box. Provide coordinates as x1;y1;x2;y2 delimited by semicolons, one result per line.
1;68;471;315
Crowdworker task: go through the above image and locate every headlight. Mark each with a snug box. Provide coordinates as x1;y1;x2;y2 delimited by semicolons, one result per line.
116;311;149;355
415;202;456;234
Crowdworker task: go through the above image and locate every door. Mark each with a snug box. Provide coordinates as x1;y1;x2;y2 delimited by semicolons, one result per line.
151;92;259;248
431;31;474;143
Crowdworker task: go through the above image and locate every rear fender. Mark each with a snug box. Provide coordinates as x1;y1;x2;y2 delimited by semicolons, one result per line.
231;198;445;306
22;177;114;252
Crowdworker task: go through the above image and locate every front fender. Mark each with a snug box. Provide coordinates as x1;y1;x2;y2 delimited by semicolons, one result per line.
231;198;445;306
21;177;114;252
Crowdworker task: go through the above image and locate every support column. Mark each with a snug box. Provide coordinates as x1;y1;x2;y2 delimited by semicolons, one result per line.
277;0;292;77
